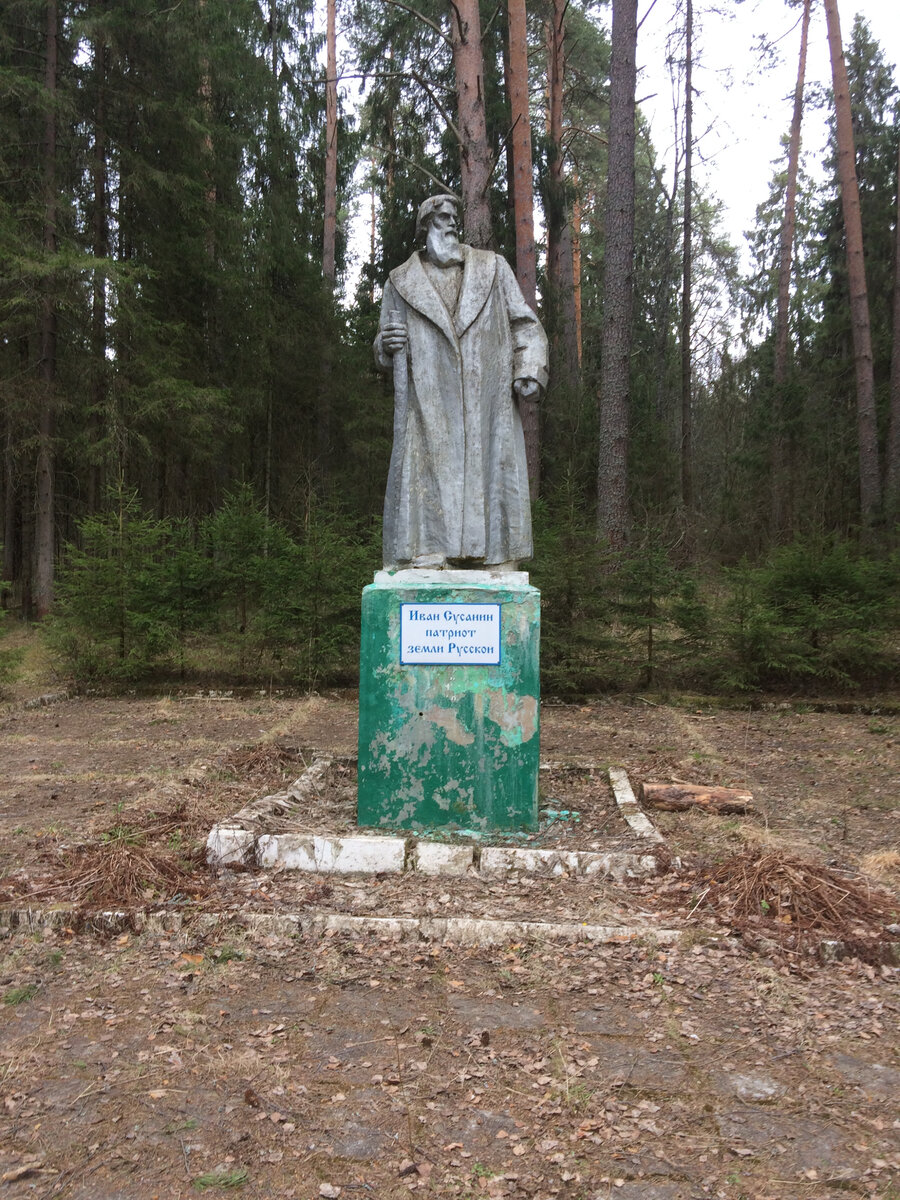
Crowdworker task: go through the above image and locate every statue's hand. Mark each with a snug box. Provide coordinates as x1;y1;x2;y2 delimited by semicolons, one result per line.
381;322;408;356
514;377;540;400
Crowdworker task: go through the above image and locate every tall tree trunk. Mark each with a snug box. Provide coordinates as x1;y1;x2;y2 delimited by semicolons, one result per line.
322;0;338;286
823;0;881;525
596;0;638;551
450;0;493;248
199;0;217;382
506;0;539;495
89;27;109;514
545;0;578;393
771;0;810;539
264;0;279;512
2;420;18;598
35;0;58;618
652;155;679;428
369;167;377;304
679;0;693;519
507;0;536;306
886;137;900;516
572;174;583;366
318;0;339;478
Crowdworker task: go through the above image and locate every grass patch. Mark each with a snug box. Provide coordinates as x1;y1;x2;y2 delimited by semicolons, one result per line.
210;944;245;964
3;984;39;1005
193;1167;248;1190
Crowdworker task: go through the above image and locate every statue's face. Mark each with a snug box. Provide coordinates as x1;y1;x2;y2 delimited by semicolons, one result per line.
425;203;462;266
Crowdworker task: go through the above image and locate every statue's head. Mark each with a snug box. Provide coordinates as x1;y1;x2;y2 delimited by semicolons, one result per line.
416;194;459;242
417;195;463;267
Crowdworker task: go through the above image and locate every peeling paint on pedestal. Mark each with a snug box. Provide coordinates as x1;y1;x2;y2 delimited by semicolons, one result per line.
357;574;540;832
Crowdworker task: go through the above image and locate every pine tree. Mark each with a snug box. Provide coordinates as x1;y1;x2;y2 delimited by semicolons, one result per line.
596;0;638;551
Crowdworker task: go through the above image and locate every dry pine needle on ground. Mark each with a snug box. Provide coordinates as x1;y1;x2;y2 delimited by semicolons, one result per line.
697;848;896;950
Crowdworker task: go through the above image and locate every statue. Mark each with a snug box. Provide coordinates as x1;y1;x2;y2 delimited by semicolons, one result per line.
374;195;548;572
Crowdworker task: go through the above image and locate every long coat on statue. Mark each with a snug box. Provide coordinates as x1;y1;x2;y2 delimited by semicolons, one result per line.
374;246;548;567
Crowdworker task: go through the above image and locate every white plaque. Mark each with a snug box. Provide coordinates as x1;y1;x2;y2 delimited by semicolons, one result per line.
400;603;501;665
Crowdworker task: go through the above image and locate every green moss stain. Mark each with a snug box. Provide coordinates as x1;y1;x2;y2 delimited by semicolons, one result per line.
357;576;540;832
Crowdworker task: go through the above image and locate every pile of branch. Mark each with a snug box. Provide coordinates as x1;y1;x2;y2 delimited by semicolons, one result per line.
133;800;196;838
696;849;896;958
26;829;209;907
221;742;302;788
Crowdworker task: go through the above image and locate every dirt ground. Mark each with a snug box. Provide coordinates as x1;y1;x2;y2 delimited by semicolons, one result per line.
1;688;898;1198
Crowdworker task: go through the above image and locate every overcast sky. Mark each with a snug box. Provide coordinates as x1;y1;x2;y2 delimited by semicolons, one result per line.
632;0;900;260
340;0;899;295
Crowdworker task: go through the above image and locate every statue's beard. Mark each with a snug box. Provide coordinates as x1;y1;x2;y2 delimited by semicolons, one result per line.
426;226;463;267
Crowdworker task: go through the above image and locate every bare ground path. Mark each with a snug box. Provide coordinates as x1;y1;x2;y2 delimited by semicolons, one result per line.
1;691;898;1198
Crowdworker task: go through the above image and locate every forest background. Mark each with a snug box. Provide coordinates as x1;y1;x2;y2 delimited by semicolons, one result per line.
1;0;899;697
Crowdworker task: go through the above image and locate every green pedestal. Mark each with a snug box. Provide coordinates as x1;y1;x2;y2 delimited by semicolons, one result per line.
357;570;539;832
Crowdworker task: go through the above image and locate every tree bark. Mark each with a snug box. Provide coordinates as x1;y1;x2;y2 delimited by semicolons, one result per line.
572;176;583;366
35;0;58;618
823;0;881;525
2;419;17;598
650;153;679;430
450;0;493;248
506;0;539;495
639;782;756;815
886;137;900;516
89;26;109;514
596;0;638;551
323;0;338;285
771;0;810;539
545;0;578;393
680;0;693;519
506;0;536;309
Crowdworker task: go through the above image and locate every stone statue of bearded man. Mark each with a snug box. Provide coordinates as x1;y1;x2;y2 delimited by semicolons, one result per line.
374;194;548;572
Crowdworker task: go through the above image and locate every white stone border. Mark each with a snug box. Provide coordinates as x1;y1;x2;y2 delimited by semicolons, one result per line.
4;907;893;962
205;761;666;879
0;906;686;947
609;766;665;843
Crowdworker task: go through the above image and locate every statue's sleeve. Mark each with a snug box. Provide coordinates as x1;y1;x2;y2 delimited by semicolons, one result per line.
497;256;549;391
373;279;406;374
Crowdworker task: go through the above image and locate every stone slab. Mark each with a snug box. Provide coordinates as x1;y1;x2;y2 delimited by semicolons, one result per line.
206;825;255;866
358;572;540;832
374;568;530;586
0;905;688;947
256;834;406;874
610;766;664;842
412;841;474;876
479;846;659;881
209;828;661;880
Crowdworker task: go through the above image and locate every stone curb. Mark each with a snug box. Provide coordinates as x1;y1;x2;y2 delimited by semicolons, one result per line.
206;764;666;881
206;828;662;881
609;766;665;843
0;906;687;947
2;908;895;961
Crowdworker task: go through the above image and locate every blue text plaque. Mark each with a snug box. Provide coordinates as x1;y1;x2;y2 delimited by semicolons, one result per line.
400;603;501;665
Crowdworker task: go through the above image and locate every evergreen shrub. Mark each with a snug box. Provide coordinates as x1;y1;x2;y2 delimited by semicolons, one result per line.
0;564;22;691
50;485;379;689
718;540;899;690
531;493;620;694
49;488;197;682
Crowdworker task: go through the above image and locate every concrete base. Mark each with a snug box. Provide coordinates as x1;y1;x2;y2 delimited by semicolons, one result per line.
357;571;540;832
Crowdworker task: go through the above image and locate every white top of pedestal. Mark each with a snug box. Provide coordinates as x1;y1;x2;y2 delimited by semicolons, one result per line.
374;569;530;586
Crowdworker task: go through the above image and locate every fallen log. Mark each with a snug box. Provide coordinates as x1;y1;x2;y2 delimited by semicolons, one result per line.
639;782;757;816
